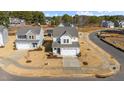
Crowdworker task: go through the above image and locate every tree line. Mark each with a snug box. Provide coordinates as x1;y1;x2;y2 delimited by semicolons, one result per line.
48;14;124;27
0;11;124;27
0;11;45;27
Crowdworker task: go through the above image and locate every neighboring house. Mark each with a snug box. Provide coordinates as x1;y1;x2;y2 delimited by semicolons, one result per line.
44;27;54;37
52;27;80;56
58;23;75;27
119;21;124;27
101;20;114;28
15;27;44;49
115;21;124;28
45;17;52;25
0;26;8;47
9;18;25;27
45;28;53;37
45;19;51;25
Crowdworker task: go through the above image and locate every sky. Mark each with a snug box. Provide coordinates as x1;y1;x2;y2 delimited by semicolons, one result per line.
43;11;124;17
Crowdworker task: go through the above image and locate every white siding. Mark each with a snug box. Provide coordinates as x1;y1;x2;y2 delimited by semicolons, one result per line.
71;37;78;42
36;28;44;45
0;32;4;46
60;35;72;44
61;48;80;56
53;48;57;54
53;37;57;42
16;42;34;49
0;28;8;46
3;28;8;44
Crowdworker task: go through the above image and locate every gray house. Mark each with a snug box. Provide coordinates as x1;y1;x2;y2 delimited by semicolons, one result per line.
58;23;75;27
9;18;25;27
114;21;124;28
101;20;114;28
0;26;8;47
15;26;44;50
44;27;54;37
52;27;80;56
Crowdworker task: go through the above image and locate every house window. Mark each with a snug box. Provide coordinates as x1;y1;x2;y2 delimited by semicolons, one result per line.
67;39;69;43
32;36;34;39
29;36;32;39
63;39;69;44
64;39;66;43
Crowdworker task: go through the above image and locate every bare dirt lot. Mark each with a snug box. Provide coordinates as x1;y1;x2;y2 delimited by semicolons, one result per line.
78;26;106;32
0;35;16;58
99;31;124;50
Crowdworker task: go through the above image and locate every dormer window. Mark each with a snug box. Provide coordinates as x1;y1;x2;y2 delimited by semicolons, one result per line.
29;36;34;39
32;36;34;39
63;39;69;44
29;36;32;39
64;39;66;43
67;39;69;43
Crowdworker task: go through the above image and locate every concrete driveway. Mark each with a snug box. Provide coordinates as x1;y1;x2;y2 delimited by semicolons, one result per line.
63;56;80;70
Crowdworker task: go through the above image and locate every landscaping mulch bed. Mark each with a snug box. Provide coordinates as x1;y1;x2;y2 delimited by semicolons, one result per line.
46;54;62;59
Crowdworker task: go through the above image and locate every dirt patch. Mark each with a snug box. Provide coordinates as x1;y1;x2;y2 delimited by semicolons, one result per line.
0;36;16;58
78;40;102;68
99;31;124;50
78;26;105;32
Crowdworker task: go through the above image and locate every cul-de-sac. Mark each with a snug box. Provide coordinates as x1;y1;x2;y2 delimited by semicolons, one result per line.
0;11;124;80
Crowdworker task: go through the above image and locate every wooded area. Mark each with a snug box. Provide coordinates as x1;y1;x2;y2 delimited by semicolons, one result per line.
0;11;124;27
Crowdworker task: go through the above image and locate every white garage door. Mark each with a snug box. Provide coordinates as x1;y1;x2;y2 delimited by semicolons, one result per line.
61;48;77;56
16;43;31;49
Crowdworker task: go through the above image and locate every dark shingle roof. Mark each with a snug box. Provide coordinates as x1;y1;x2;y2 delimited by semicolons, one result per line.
52;42;80;48
16;27;41;35
53;27;78;37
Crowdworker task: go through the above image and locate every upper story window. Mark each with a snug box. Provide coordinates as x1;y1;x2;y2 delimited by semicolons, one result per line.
29;36;34;39
64;39;66;43
63;39;69;44
32;36;34;39
29;36;32;39
67;39;69;43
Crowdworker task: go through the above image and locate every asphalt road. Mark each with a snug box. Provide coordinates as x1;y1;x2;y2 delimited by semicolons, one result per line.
0;31;124;81
89;31;124;81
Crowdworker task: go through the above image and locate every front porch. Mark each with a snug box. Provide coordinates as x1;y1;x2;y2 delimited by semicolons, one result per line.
53;48;61;56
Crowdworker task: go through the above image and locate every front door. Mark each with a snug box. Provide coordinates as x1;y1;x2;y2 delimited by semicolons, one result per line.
32;43;37;48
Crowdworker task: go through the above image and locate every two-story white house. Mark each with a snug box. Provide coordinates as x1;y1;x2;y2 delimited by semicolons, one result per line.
52;27;80;56
0;26;8;47
15;26;44;50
